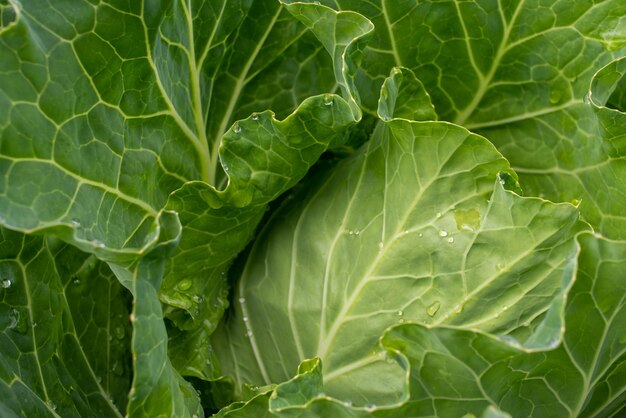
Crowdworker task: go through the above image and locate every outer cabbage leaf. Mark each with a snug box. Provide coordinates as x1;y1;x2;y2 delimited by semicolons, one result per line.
478;58;626;239
297;0;626;121
0;0;360;388
212;357;509;418
286;0;626;239
379;232;626;418
213;72;583;406
0;228;131;417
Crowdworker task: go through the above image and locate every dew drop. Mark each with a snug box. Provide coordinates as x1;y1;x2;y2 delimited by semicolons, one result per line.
397;310;403;316
70;218;81;227
364;403;376;412
177;279;192;291
92;240;106;249
9;308;27;333
438;230;448;237
436;212;442;218
242;316;249;322
46;400;57;411
378;241;384;249
7;309;18;330
446;237;454;243
418;233;423;238
233;123;242;134
549;89;562;104
238;297;246;304
192;295;203;303
354;230;360;236
1;279;11;289
348;230;354;236
114;325;125;340
251;113;259;121
343;400;353;407
111;361;124;376
323;94;334;106
73;278;80;285
426;301;441;317
496;263;506;272
246;330;253;338
316;392;326;398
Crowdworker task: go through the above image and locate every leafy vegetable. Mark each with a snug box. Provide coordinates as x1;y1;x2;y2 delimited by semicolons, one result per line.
0;0;625;417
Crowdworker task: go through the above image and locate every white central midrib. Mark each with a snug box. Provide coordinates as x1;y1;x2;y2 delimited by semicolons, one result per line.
453;0;526;125
316;131;455;361
569;286;626;417
140;2;209;182
316;153;370;355
181;0;212;184
209;7;282;184
382;0;402;67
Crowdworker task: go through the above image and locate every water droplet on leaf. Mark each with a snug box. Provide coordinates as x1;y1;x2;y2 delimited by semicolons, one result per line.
70;218;81;227
46;400;56;411
323;94;334;106
454;209;481;232
1;279;11;288
92;240;106;249
9;308;27;333
549;89;562;104
238;297;245;304
364;403;376;412
192;295;203;303
177;279;192;291
112;361;124;376
438;230;448;237
114;325;125;340
397;310;403;316
233;123;242;134
7;309;18;330
447;237;454;243
426;301;441;317
251;113;259;121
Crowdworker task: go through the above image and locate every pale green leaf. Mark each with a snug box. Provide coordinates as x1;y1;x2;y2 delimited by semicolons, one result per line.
285;1;626;239
480;58;626;238
214;105;582;406
380;232;626;418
